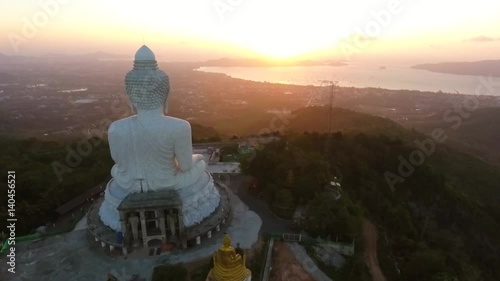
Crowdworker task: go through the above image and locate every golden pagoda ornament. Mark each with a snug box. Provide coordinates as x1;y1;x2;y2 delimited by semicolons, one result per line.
206;234;251;281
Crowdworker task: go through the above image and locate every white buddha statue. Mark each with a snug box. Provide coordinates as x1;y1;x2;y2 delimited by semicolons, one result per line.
99;45;220;231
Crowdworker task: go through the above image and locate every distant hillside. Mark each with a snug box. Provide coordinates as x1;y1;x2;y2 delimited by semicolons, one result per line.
82;51;127;59
190;123;221;142
412;107;500;164
40;52;130;61
244;106;500;207
238;106;414;140
0;52;129;64
288;106;410;137
413;60;500;77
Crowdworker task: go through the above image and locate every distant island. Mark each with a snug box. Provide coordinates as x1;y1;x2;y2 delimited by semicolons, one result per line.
199;58;347;67
413;59;500;77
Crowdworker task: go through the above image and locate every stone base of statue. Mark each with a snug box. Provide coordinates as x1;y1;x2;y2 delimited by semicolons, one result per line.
87;177;231;252
98;171;220;232
206;269;252;281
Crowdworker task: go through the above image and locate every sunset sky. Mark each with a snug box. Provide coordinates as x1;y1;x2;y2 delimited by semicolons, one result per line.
1;0;500;64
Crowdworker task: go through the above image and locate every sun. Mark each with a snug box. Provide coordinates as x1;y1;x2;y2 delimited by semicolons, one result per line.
250;42;314;59
233;33;338;60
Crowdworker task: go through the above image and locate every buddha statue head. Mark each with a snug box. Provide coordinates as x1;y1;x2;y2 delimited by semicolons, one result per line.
222;234;232;249
125;45;170;111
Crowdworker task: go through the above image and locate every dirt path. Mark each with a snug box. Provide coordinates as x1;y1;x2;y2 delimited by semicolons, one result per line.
270;241;315;281
363;219;387;281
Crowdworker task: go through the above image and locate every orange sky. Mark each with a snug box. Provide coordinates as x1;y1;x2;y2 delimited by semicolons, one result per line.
1;0;500;64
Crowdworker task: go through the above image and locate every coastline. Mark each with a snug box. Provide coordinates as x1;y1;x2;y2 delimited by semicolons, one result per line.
195;66;500;97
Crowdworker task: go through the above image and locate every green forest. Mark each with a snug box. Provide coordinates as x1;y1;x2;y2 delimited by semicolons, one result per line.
241;131;500;281
0;137;113;234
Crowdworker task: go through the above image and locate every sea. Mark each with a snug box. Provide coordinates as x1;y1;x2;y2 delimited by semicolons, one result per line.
196;63;500;96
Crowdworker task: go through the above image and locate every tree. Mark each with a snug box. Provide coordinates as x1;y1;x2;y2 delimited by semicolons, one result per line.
403;250;446;281
285;169;295;189
274;188;294;210
152;263;188;281
293;174;321;202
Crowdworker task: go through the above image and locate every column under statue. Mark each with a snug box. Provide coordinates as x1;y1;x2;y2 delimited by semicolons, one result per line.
99;45;220;231
168;214;176;236
128;215;139;242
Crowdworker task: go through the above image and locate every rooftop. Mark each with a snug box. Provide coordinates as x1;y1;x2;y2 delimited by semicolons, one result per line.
117;190;182;211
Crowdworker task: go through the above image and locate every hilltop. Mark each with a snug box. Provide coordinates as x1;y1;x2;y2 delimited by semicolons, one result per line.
251;106;500;208
226;106;414;140
191;123;221;142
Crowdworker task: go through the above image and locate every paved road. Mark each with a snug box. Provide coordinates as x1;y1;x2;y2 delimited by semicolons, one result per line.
214;173;293;235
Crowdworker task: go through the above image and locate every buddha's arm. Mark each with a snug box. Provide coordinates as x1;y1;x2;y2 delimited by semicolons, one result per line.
174;123;203;172
108;123;120;163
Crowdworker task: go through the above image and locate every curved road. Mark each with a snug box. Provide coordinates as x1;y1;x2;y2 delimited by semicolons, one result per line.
215;173;293;234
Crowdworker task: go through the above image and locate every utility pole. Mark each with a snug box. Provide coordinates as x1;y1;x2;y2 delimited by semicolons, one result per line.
327;82;334;157
318;80;336;167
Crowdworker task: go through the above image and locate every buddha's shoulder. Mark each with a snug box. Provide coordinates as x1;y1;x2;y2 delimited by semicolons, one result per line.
108;116;190;134
162;116;191;130
109;117;135;131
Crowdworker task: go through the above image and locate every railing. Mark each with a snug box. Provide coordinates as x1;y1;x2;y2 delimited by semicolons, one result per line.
260;238;274;281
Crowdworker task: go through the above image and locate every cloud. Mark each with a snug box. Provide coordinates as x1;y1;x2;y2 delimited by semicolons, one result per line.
464;36;500;42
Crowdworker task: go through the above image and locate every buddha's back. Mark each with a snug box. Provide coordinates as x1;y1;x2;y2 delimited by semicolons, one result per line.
109;115;191;192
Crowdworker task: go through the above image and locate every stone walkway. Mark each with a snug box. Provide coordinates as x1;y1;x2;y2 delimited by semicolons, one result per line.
72;211;88;231
0;187;262;281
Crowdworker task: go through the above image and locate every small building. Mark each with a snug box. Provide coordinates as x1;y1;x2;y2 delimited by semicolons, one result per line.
117;189;187;249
